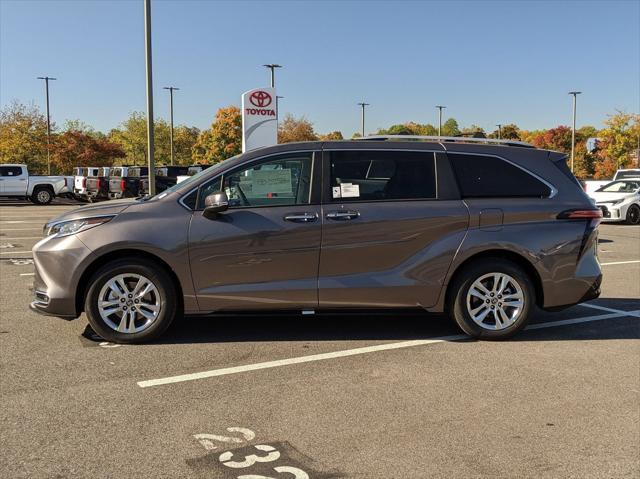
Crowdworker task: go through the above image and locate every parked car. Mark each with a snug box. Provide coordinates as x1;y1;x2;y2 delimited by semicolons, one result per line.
589;179;640;224
73;167;101;201
583;168;640;194
0;164;68;204
86;167;111;202
138;166;190;196
176;164;211;184
108;166;147;199
31;137;603;343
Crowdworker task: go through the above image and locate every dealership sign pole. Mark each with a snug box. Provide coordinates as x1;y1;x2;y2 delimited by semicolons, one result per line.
242;87;278;152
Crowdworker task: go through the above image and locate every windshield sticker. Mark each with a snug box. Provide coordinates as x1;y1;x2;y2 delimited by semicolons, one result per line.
340;182;360;198
252;169;292;195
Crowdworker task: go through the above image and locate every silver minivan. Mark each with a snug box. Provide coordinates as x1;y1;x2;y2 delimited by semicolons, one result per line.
31;137;603;343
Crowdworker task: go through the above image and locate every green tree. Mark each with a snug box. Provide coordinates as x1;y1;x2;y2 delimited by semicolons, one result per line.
0;101;50;173
108;112;173;165
441;118;460;136
173;126;200;165
460;124;486;138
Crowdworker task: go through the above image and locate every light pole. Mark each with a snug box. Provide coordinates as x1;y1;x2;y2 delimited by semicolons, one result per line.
263;64;282;88
358;102;369;137
144;0;156;195
37;76;56;175
163;86;179;165
436;105;446;137
496;124;502;139
569;91;581;173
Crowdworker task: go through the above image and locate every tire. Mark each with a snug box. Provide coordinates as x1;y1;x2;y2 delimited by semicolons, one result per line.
448;258;534;340
625;204;640;225
31;187;53;205
84;258;178;343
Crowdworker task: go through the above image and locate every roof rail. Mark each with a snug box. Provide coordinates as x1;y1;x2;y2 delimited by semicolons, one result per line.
355;135;535;149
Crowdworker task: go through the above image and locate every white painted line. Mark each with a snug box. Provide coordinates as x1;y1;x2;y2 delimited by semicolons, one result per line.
0;237;42;240
0;221;46;224
600;260;640;266
0;228;43;231
579;302;629;315
137;310;638;389
137;335;464;388
19;273;35;276
0;251;31;255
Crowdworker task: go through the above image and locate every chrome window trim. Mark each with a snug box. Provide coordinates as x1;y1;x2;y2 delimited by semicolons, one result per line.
442;150;558;199
178;149;318;211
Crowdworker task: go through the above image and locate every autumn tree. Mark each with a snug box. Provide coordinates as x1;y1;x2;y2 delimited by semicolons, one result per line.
192;106;242;164
377;122;438;136
460;125;486;138
172;126;200;165
278;114;318;143
50;129;124;173
488;124;521;140
0;101;50;173
319;131;344;140
593;112;640;179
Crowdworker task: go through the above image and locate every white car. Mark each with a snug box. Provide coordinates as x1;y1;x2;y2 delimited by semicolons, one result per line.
0;164;69;204
72;166;101;200
589;179;640;225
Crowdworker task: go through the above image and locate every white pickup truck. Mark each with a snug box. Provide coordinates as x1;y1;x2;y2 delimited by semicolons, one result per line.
0;164;70;204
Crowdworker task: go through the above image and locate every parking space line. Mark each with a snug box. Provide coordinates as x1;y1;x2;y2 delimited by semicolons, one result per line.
0;251;32;255
19;273;35;276
0;237;42;240
137;310;638;389
600;260;640;266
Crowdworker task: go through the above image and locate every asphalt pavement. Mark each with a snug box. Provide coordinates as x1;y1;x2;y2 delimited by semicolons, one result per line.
1;198;638;478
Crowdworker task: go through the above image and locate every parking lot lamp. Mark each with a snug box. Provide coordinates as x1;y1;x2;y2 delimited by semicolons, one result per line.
144;0;156;195
37;76;56;175
496;124;502;139
163;87;179;165
263;64;282;88
358;102;369;137
569;91;582;173
436;105;446;137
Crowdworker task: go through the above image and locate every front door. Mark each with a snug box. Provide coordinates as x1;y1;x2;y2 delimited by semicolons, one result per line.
189;151;321;312
0;166;27;194
319;149;469;309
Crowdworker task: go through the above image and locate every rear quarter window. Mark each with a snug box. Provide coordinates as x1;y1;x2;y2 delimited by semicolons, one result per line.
448;153;551;198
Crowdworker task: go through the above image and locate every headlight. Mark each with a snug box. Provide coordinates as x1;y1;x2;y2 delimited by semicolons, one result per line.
610;198;625;206
43;215;115;238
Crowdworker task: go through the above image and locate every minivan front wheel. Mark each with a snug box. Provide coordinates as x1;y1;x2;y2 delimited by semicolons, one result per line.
449;259;534;340
84;259;177;343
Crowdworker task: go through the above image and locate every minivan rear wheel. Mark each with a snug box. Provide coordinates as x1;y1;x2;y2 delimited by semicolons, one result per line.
84;259;177;343
448;259;534;340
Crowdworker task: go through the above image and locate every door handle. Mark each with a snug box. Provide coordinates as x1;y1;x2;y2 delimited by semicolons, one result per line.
283;212;318;223
326;210;360;221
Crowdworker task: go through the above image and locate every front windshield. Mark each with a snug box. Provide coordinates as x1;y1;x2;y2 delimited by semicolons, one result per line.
142;155;240;201
597;180;640;193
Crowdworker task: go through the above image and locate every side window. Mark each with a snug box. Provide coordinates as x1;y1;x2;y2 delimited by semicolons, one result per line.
329;151;436;201
0;166;23;176
222;153;313;208
196;177;222;208
449;154;551;198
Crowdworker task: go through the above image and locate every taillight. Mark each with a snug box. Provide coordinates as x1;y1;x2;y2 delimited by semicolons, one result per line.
557;209;603;220
82;177;87;188
121;179;126;191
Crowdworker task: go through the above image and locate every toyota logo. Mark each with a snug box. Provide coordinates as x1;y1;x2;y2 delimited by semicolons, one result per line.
249;90;272;108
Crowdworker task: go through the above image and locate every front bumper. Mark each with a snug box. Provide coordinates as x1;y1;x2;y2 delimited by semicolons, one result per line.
30;234;96;319
597;204;625;222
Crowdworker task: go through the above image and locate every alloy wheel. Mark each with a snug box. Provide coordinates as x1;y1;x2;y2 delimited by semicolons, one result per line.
97;273;161;334
37;190;51;203
466;272;524;330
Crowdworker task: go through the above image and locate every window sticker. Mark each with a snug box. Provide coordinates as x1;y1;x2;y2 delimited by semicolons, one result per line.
252;169;292;195
340;183;360;198
332;186;341;199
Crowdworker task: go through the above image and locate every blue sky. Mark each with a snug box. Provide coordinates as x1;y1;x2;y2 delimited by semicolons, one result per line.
1;0;638;136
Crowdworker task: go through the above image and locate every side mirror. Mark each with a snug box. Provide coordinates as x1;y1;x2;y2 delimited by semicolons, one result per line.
203;191;229;219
